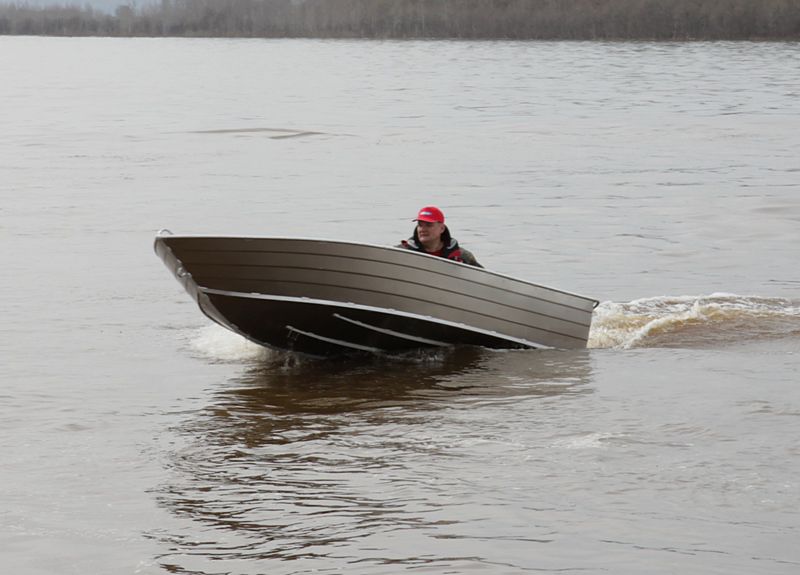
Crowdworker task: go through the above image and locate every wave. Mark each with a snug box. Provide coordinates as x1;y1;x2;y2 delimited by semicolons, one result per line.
588;293;800;349
187;294;800;360
188;324;274;363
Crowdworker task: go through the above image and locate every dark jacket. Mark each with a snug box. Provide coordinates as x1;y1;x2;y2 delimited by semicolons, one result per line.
397;226;482;268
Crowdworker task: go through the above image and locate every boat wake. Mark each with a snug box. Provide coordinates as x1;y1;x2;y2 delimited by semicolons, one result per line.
186;293;799;360
187;324;477;367
188;324;274;363
588;294;800;349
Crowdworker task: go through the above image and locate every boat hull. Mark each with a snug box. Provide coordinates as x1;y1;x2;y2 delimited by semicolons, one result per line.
154;233;597;356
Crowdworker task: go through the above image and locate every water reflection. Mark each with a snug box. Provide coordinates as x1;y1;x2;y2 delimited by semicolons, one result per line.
152;348;593;573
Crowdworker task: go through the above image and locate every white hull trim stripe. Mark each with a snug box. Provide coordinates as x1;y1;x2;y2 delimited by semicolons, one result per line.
286;325;384;353
200;287;548;349
332;313;448;346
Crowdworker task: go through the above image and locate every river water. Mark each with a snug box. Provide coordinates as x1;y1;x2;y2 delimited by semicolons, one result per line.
2;37;799;574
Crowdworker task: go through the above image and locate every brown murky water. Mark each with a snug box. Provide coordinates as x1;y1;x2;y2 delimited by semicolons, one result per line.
2;37;799;574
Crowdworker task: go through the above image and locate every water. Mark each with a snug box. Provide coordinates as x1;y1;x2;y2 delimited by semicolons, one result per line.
2;37;799;574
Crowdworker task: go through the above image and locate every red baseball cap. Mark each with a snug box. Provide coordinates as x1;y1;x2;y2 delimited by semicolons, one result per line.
414;206;445;223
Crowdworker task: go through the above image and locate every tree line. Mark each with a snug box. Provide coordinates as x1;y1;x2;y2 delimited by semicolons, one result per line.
2;0;799;39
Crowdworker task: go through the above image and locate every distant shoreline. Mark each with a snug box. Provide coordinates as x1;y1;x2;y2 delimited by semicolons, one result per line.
2;0;799;41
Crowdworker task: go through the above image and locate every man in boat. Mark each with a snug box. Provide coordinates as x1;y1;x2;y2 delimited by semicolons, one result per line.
397;206;482;267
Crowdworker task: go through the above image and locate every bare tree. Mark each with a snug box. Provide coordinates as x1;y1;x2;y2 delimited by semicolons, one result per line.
1;0;798;39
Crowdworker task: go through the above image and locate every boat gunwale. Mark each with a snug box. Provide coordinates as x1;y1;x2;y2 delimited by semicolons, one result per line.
156;234;599;309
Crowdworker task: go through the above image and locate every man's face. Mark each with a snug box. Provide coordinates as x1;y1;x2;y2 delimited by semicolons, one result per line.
417;220;445;246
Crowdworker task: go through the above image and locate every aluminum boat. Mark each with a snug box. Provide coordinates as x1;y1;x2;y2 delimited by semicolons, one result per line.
154;231;598;357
